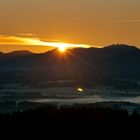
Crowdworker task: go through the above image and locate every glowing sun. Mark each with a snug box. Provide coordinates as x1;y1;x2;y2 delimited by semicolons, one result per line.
55;43;70;52
23;38;91;52
58;45;67;52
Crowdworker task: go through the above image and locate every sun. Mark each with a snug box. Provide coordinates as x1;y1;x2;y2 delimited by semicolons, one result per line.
55;43;70;52
58;46;66;52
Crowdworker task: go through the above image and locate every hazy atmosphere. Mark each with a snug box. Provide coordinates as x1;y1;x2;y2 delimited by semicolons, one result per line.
1;0;140;133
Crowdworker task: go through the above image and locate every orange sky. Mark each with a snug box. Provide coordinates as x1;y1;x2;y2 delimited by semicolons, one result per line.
0;0;140;53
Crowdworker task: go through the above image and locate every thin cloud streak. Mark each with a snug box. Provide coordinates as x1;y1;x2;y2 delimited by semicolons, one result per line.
0;35;97;49
16;33;37;37
101;19;140;23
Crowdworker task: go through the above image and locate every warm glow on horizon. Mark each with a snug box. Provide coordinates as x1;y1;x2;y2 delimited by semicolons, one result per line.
0;35;93;53
0;0;140;49
26;39;91;50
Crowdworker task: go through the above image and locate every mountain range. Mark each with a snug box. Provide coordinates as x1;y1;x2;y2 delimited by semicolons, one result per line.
0;44;140;88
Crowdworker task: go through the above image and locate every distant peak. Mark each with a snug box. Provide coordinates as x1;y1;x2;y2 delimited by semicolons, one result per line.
7;50;33;55
0;52;4;54
104;44;139;50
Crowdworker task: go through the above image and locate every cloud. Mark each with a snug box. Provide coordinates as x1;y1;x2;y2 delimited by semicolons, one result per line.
16;33;37;37
0;35;92;49
0;35;27;45
117;20;140;23
102;19;140;23
0;35;40;45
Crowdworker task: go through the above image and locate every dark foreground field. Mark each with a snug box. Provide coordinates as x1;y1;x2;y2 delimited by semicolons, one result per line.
0;104;140;137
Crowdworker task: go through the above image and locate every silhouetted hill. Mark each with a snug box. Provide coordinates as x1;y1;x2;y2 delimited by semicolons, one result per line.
0;51;4;54
6;50;33;56
0;44;140;87
0;50;33;62
102;44;138;55
0;44;139;61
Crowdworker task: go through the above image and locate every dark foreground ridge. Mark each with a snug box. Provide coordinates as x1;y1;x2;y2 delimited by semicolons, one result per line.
0;104;140;135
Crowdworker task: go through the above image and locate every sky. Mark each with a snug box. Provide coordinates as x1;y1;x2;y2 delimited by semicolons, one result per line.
0;0;140;53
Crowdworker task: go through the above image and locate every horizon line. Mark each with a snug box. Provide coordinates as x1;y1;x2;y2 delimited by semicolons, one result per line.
0;44;139;54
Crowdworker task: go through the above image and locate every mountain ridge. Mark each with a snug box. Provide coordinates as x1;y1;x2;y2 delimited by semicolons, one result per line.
0;44;139;55
0;44;140;87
